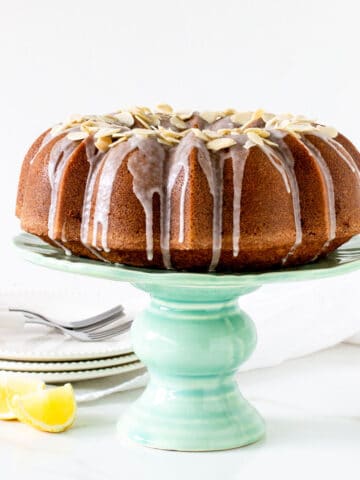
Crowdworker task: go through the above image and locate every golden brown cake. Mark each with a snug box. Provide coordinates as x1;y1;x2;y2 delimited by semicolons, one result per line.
16;106;360;272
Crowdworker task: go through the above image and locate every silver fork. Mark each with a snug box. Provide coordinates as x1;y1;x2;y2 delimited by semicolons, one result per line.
7;305;125;330
24;316;133;342
0;305;133;341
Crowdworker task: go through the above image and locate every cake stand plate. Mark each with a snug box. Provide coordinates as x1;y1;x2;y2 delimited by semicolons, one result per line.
14;233;360;451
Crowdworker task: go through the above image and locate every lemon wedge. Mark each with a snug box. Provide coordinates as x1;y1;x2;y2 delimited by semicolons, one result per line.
11;383;76;433
0;376;45;420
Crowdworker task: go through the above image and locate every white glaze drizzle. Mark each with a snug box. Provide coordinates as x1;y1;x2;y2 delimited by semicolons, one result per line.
91;138;139;253
228;145;249;257
268;133;303;264
127;138;166;262
313;134;360;183
80;138;108;261
300;136;336;250
193;136;225;271
47;136;78;256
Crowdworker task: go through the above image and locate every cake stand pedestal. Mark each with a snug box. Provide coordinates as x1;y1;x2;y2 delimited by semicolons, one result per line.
14;233;360;451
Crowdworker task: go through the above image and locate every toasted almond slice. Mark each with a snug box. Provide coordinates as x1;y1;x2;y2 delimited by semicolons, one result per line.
156;103;173;114
264;138;279;147
170;116;188;130
207;137;237;151
203;129;222;140
95;136;112;152
160;133;180;144
50;124;65;136
177;110;193;120
157;137;174;146
244;127;270;138
230;111;253;125
200;111;220;124
131;128;157;137
191;128;210;141
94;127;121;138
134;114;151;128
222;108;236;116
285;123;314;132
315;125;338;138
109;136;129;148
246;132;264;146
114;111;135;127
67;131;89;141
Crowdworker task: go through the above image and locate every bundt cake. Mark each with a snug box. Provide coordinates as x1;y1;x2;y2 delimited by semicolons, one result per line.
16;106;360;272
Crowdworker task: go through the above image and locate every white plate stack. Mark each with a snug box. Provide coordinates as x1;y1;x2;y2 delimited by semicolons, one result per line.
0;328;142;383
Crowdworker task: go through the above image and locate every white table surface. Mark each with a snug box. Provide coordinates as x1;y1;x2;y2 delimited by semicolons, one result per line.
1;343;359;480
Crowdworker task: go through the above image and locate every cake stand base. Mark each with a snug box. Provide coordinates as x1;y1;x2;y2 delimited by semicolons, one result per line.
14;233;360;451
118;285;265;451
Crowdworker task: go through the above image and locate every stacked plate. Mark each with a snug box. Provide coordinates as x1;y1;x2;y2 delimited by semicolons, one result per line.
0;327;142;383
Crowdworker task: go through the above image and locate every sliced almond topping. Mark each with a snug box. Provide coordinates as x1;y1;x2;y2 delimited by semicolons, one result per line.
230;111;253;125
246;132;264;146
95;136;112;152
200;111;220;124
108;136;129;148
157;137;174;146
155;103;173;114
170;116;188;130
177;110;193;120
50;124;65;136
206;137;237;151
191;128;209;141
203;130;222;140
315;125;338;138
131;128;157;137
67;131;89;141
244;127;270;138
134;114;152;129
264;138;279;147
222;108;236;116
94;127;121;138
114;111;134;127
160;133;180;144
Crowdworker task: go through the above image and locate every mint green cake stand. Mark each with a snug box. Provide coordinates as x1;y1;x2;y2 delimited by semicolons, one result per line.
14;233;360;451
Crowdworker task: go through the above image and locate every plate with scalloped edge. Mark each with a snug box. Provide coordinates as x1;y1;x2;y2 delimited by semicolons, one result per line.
0;359;144;383
0;352;138;372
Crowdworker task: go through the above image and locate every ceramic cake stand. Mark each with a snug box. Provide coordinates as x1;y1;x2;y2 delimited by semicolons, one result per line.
14;233;360;451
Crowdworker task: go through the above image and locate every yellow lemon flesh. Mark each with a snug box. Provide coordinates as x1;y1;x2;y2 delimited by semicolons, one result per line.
0;376;45;420
11;383;76;433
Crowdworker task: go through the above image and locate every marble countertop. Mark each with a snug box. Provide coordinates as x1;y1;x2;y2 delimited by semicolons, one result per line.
1;343;360;480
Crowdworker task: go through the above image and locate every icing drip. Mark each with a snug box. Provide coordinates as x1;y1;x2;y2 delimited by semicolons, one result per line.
166;136;197;244
300;137;336;250
47;136;78;255
81;138;108;261
127;138;166;261
193;137;225;271
91;138;139;253
268;134;303;264
229;145;249;257
315;135;360;182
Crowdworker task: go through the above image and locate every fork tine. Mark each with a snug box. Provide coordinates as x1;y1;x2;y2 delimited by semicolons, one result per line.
77;311;127;333
90;323;132;340
88;321;133;340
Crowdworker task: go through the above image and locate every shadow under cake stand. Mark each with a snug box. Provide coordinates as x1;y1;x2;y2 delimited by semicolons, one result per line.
14;233;360;451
